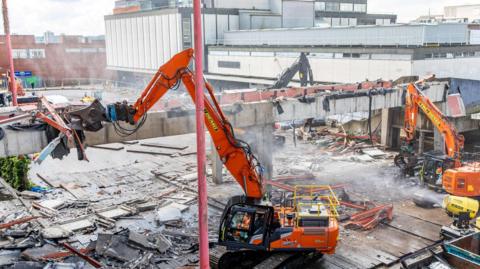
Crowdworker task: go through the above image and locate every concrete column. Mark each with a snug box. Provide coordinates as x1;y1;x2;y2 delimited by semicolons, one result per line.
380;108;392;147
434;128;445;153
418;131;425;154
241;124;274;181
210;140;223;184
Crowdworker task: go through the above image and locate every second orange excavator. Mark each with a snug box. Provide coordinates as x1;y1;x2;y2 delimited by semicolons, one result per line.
395;81;480;197
68;48;340;268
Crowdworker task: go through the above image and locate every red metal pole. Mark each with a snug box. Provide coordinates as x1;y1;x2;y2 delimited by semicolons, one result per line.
2;0;17;106
193;0;209;268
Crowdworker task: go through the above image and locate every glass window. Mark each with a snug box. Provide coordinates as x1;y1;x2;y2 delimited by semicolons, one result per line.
229;51;250;56
310;52;334;58
325;2;340;11
331;17;340;26
340;17;349;26
251;51;274;57
340;3;353;12
210;50;229;56
353;3;366;12
315;1;326;11
29;49;46;59
275;52;300;58
349;18;357;26
12;49;28;59
315;17;330;27
218;61;240;69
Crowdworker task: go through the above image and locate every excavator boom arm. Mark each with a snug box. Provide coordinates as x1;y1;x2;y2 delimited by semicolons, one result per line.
404;83;464;164
114;48;264;199
270;52;313;89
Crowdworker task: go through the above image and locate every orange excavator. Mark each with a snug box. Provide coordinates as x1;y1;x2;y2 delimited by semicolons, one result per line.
69;49;339;268
395;81;480;197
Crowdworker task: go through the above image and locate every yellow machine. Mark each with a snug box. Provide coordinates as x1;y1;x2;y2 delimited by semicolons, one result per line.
441;195;479;239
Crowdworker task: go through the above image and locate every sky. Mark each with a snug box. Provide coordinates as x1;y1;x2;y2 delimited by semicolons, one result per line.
1;0;479;36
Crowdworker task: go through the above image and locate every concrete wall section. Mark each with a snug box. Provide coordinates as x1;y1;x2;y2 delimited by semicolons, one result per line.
0;130;47;157
0;83;456;157
208;54;412;83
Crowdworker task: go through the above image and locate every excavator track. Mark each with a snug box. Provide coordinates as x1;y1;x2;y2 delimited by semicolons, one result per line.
210;245;323;269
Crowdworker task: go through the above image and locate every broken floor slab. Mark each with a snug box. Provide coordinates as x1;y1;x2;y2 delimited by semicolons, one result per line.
57;217;94;233
96;205;136;219
38;199;65;210
21;244;59;260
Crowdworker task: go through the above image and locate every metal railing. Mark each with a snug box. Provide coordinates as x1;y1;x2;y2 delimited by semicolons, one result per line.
293;185;340;221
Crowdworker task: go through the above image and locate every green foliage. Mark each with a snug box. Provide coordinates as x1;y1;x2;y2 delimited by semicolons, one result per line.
0;156;32;191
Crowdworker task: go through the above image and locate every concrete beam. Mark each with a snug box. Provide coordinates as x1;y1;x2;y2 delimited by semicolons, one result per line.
0;83;450;157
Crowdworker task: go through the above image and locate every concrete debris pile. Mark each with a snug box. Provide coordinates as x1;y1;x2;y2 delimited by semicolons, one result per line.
0;159;217;268
296;127;391;162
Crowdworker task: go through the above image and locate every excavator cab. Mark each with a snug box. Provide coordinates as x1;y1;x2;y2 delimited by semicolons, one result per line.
421;152;455;188
219;196;274;251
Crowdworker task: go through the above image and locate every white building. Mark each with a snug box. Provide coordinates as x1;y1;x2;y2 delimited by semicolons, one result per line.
105;0;396;79
445;4;480;22
207;44;480;86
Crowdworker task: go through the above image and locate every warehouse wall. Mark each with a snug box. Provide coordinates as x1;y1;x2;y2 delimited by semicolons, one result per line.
105;12;182;72
207;54;412;83
282;1;314;28
208;52;480;83
105;11;239;72
223;23;471;46
213;0;270;9
413;57;480;81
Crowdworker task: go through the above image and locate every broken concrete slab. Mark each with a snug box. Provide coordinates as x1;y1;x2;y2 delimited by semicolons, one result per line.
42;226;72;239
58;217;94;232
361;148;387;158
140;142;188;150
351;154;375;162
38;199;65;210
0;250;21;267
135;201;157;212
169;202;190;213
128;231;156;250
154;233;172;253
101;235;141;262
12;261;45;269
127;147;175;156
90;143;125;151
96;205;135;219
21;244;59;260
19;191;42;199
3;230;28;238
156;205;182;223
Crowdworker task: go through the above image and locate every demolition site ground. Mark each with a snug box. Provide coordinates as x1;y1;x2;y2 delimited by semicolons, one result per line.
0;126;451;268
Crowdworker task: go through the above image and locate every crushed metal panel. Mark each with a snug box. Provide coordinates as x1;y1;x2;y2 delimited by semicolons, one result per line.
444;232;480;267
